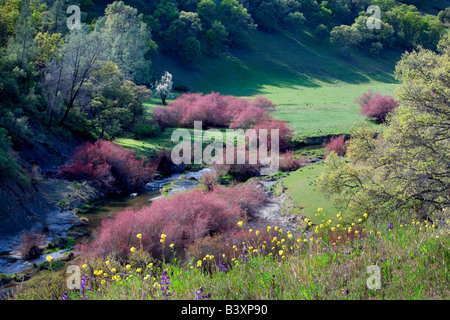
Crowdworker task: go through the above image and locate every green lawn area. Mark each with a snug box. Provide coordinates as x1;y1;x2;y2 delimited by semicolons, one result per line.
150;29;401;137
282;161;338;224
116;127;246;158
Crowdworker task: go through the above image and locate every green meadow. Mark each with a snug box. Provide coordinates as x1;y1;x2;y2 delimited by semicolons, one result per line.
282;161;339;223
150;29;400;136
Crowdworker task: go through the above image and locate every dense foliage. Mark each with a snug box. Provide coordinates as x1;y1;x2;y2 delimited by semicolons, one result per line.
81;0;448;63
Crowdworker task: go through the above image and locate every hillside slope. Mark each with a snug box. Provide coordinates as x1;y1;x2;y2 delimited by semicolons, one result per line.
150;28;401;136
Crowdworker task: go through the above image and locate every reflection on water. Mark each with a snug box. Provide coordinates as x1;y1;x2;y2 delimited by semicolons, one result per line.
82;167;215;232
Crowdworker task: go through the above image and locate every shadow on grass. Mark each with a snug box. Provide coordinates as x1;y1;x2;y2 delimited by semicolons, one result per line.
151;29;401;97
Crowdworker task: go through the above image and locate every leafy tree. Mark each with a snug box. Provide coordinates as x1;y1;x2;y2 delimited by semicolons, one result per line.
204;20;228;56
351;15;394;54
197;0;217;29
81;61;149;139
181;36;201;64
34;31;64;67
330;25;362;59
47;0;79;34
254;1;279;32
438;7;450;24
0;0;22;48
314;24;329;40
95;1;152;85
217;0;256;46
152;0;180;32
44;26;105;126
284;12;306;31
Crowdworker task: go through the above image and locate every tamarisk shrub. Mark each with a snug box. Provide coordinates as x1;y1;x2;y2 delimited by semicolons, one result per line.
324;135;349;156
59;140;157;193
354;89;379;107
76;183;267;260
360;94;399;123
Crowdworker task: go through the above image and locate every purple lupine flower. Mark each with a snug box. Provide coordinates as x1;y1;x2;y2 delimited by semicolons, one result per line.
219;261;228;273
61;292;70;300
160;271;171;300
196;287;211;300
388;222;393;231
258;245;264;254
80;275;91;297
241;249;248;263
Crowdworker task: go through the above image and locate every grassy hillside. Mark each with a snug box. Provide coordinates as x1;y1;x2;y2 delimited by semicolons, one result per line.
150;29;401;136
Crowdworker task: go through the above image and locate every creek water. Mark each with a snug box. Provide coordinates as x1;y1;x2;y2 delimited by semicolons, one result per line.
0;167;216;275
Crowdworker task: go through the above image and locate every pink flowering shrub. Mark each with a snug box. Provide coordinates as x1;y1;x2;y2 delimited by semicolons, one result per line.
153;92;280;131
253;120;293;151
278;151;307;172
354;89;379;107
252;95;276;112
360;94;399;123
324;135;349;156
76;183;267;260
59;140;157;192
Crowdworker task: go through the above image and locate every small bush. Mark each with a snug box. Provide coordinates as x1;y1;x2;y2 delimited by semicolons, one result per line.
360;95;399;123
59;140;157;193
253;120;293;152
18;228;46;260
198;172;218;191
324;135;349;156
278;151;307;172
252;95;276;112
214;148;262;181
354;89;379;107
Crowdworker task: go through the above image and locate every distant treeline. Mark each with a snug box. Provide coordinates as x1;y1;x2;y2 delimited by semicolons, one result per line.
82;0;448;62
